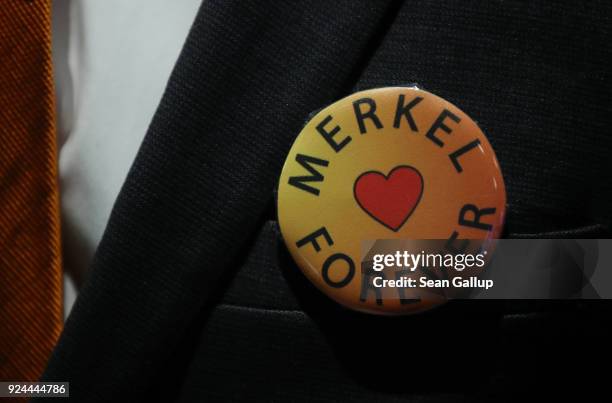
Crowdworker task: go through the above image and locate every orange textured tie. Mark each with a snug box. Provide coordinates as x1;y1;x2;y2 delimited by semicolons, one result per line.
0;0;63;381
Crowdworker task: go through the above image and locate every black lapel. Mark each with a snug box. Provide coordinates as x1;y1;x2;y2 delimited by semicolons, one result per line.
41;0;400;400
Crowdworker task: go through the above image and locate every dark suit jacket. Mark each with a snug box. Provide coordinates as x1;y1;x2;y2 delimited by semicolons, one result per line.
39;1;612;401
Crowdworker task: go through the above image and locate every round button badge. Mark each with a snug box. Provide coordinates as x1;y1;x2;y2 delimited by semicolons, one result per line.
277;87;505;314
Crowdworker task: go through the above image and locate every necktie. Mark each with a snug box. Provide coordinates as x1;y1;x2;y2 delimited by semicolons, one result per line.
0;0;62;381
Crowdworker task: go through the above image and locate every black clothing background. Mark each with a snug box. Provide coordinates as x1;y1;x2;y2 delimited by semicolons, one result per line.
40;0;611;401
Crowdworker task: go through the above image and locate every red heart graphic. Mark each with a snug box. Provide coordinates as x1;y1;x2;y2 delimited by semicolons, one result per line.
353;166;424;231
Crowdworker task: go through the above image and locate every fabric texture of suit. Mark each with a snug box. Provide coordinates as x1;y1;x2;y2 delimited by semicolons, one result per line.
39;1;612;401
